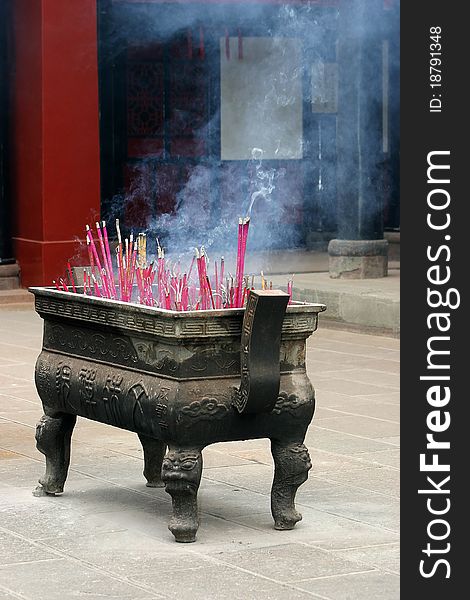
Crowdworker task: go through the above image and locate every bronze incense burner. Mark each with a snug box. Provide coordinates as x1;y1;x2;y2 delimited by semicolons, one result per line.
30;286;325;542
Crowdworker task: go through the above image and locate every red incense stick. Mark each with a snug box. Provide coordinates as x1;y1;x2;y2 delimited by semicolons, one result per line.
67;262;77;293
86;226;103;275
206;275;216;310
102;221;116;298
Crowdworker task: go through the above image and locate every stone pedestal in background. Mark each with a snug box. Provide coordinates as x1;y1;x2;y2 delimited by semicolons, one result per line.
0;262;20;290
328;239;388;279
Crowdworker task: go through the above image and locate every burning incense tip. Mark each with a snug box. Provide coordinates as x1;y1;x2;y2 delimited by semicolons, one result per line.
116;219;122;244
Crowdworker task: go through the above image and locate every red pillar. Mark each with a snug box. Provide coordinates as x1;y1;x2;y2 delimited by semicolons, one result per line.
11;0;101;287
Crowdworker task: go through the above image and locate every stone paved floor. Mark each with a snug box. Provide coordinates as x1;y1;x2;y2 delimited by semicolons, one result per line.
0;306;399;599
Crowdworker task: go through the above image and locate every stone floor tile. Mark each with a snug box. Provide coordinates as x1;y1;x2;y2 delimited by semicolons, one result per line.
0;362;37;381
313;406;344;421
203;447;255;469
306;358;366;375
76;505;280;552
314;416;400;439
0;448;21;460
0;457;48;489
296;569;399;599
0;394;41;412
313;329;399;351
0;589;20;599
0;388;41;407
312;390;361;409
0;308;40;324
0;307;400;598
307;341;399;362
313;378;397;398
305;427;397;455
202;463;274;495
317;401;399;422
0;319;42;335
225;444;273;466
68;449;146;483
377;436;400;446
332;369;399;389
354;449;400;469
307;449;367;477
198;479;272;518
231;506;399;550
333;542;400;574
0;411;42;428
352;357;400;374
0;337;40;352
40;529;202;579
135;562;318;600
357;391;400;405
315;465;399;498
0;421;38;455
0;374;33;391
0;558;162;599
0;498;129;541
0;343;40;364
0;357;25;367
0;483;41;507
0;529;56;565
70;419;138;442
45;479;162;517
216;542;364;582
211;438;272;453
307;348;375;369
307;344;400;373
297;484;399;533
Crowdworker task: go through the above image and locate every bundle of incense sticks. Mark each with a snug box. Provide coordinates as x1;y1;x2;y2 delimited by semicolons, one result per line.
83;222;117;300
260;272;274;292
56;216;295;310
286;275;294;304
234;217;250;308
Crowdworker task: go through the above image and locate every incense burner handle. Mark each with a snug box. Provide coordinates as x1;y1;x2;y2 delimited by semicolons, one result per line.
232;290;289;415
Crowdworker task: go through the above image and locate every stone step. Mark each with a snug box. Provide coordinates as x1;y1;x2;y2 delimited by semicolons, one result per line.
0;262;20;290
0;289;34;305
0;277;21;290
271;270;400;337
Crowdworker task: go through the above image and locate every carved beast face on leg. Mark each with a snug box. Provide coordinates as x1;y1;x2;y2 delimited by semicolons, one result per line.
273;443;312;487
162;450;202;494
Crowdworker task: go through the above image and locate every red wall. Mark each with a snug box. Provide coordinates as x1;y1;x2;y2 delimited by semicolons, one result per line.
12;0;101;286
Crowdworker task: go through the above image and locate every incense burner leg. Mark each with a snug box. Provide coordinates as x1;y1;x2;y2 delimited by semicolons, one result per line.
34;412;76;496
138;434;166;488
270;440;312;530
162;446;203;543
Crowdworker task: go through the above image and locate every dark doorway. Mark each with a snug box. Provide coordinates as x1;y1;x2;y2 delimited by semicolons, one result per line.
98;1;397;252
